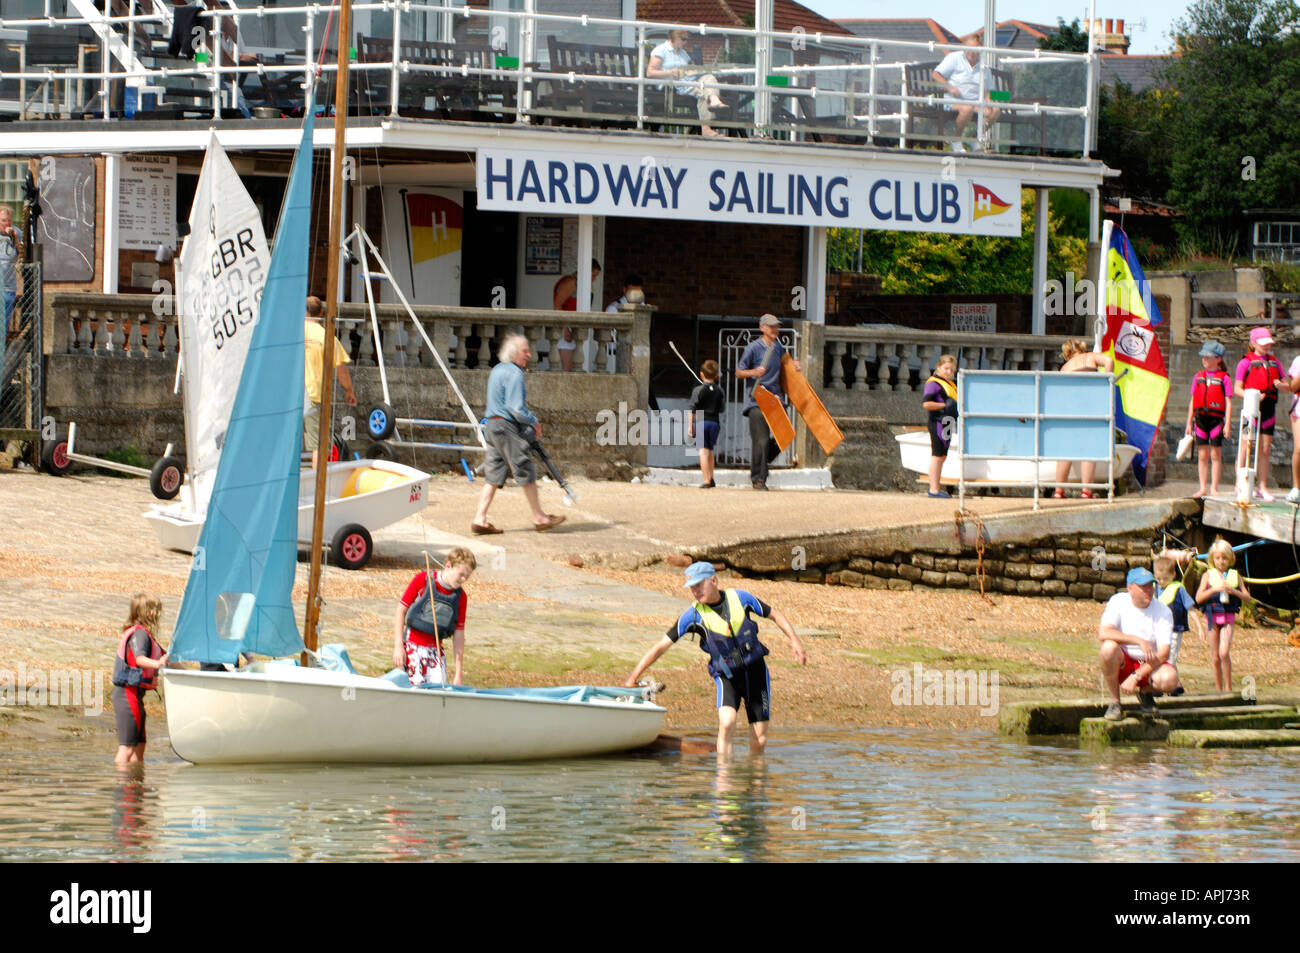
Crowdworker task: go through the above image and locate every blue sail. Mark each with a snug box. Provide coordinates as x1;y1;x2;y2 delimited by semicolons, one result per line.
170;114;315;663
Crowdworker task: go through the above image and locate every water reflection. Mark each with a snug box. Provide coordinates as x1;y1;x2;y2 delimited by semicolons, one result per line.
2;730;1299;861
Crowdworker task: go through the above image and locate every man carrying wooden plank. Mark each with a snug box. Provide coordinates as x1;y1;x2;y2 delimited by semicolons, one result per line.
736;314;799;490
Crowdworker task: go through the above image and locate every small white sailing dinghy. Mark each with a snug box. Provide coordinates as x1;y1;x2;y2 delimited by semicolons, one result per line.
163;71;664;765
142;132;427;569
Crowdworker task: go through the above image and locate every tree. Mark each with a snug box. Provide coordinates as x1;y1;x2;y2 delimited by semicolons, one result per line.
827;190;1087;295
1038;17;1090;52
1164;0;1300;244
1097;80;1175;205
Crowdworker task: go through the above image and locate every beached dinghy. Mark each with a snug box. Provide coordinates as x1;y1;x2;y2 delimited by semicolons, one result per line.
164;62;664;765
895;430;1141;484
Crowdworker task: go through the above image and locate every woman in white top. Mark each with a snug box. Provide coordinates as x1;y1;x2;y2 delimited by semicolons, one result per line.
647;30;726;137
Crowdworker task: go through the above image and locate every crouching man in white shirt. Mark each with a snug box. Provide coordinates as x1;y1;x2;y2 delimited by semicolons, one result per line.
1098;567;1181;720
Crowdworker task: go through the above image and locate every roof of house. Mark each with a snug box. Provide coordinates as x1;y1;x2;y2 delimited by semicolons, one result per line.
962;19;1060;51
832;18;959;46
639;0;854;37
1099;54;1173;92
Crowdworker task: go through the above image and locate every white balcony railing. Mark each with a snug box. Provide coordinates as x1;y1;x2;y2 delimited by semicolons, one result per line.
0;2;1098;156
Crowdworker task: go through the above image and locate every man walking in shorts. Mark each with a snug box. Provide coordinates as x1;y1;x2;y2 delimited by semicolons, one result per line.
471;333;566;534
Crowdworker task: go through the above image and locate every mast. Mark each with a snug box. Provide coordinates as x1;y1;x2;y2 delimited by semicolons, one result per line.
304;0;352;660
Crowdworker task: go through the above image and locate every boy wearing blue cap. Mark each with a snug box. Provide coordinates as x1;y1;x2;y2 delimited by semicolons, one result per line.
624;562;807;755
1098;567;1180;720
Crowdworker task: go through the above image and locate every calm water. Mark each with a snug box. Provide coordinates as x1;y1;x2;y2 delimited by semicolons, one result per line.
4;730;1299;862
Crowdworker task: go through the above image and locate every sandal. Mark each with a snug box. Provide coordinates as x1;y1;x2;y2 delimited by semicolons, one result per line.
533;514;566;532
1052;488;1065;499
1080;489;1096;500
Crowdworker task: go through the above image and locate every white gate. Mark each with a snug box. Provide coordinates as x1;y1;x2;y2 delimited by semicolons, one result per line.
716;326;799;468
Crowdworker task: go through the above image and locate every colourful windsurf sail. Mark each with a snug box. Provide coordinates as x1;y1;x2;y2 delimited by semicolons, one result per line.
1100;224;1169;487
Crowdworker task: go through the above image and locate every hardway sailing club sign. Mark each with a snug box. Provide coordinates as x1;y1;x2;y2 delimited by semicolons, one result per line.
476;148;1021;236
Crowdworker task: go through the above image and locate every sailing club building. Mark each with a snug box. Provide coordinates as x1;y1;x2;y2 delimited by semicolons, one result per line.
0;0;1116;485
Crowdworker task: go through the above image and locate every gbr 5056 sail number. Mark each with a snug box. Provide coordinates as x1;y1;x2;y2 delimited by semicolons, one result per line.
205;226;264;350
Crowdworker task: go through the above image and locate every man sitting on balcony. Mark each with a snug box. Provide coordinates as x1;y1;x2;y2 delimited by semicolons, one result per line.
932;37;999;152
647;29;727;137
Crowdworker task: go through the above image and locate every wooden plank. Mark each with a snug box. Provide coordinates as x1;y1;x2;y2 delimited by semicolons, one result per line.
780;353;844;455
1202;496;1300;545
753;384;795;452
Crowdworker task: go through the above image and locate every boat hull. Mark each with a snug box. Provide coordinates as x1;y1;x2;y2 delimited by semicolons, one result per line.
896;431;1141;484
143;458;428;554
163;666;667;764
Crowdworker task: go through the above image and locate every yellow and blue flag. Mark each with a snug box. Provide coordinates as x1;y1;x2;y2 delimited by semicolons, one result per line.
1101;225;1168;485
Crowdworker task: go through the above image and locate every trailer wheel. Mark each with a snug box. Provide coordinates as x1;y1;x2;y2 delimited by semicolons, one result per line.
40;436;72;476
150;455;183;499
331;523;372;570
330;437;350;463
366;440;395;461
367;403;396;440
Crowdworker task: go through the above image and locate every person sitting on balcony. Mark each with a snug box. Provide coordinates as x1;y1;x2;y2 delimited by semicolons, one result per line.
647;29;727;137
932;37;999;152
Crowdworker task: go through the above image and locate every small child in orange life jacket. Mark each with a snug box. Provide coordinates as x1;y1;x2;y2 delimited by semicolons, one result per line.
1184;340;1232;499
1195;539;1249;692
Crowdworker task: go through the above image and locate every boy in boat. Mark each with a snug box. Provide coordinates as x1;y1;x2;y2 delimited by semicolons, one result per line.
393;548;477;687
623;562;806;756
921;354;958;498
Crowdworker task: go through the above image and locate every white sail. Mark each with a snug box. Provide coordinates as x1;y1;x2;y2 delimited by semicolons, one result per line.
176;134;270;511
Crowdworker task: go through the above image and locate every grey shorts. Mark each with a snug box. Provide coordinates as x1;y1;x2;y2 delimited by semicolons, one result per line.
484;417;536;487
303;404;320;451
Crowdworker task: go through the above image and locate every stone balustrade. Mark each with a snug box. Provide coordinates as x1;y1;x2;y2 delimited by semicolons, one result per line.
821;325;1074;392
50;293;178;359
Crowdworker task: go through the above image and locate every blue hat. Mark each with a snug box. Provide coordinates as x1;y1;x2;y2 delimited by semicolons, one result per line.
1127;567;1156;586
683;561;717;587
1199;341;1225;358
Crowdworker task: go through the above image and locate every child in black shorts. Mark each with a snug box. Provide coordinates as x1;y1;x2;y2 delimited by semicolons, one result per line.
688;360;725;488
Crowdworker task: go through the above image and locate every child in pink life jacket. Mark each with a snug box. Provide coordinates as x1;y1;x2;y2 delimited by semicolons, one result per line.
1235;327;1287;502
1185;340;1232;498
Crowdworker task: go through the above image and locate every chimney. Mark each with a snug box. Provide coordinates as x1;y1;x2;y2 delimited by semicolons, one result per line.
1116;19;1125;33
1105;18;1114;33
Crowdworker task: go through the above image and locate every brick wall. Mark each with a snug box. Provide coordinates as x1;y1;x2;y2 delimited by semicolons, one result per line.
603;218;803;315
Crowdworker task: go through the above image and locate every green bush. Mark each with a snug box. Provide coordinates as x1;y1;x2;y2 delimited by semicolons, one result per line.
101;445;150;477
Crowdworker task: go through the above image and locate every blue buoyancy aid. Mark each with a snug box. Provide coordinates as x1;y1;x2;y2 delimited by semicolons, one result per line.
112;625;164;689
1158;582;1189;632
405;576;461;639
693;589;769;679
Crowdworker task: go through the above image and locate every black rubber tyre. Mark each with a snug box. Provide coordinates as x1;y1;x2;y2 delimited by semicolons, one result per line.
331;437;351;462
367;403;396;440
40;436;72;476
331;522;373;570
366;440;395;461
149;455;183;500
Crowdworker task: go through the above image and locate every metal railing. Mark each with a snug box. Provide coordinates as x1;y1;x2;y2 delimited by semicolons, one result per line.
0;3;1099;155
0;263;43;443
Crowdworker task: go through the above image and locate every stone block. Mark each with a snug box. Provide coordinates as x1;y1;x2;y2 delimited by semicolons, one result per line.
945;571;969;587
1101;570;1126;586
1077;568;1102;584
1068;582;1094;599
798;571;824;583
1054;549;1081;566
897;564;923;581
1005;547;1030;563
1079;536;1104;549
1016;579;1043;595
1004;563;1030;579
933;557;958;573
849;557;875;572
1105;554;1128;571
920;570;946;587
839;570;865;588
861;574;888;590
982;560;1004;575
887;579;913;591
1127;539;1152;555
1055;564;1078;582
1042;579;1068;596
957;559;980;574
911;553;934;570
998;577;1018;594
1093;584;1117;601
1031;548;1056;562
1126;555;1153;569
1029;563;1055;580
874;561;898;577
825;572;841;585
